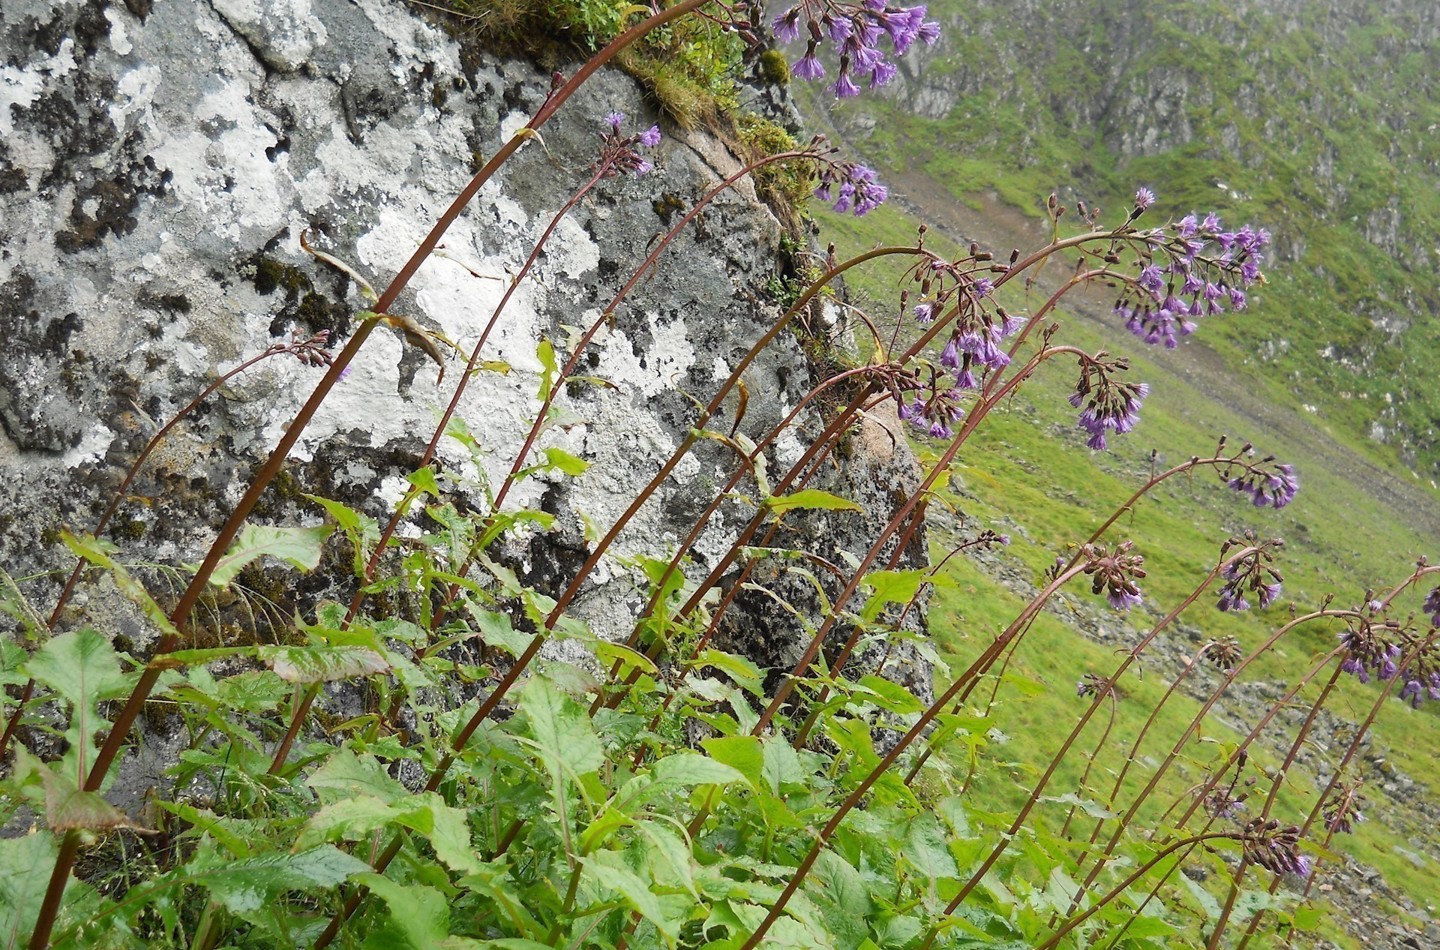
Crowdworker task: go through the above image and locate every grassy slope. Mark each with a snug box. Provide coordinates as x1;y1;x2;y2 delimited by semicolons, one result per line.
819;0;1440;479
806;187;1440;940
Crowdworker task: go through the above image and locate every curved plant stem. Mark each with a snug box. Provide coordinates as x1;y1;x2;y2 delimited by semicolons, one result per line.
27;3;719;947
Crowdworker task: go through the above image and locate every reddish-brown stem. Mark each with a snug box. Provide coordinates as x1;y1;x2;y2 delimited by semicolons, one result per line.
1035;833;1240;950
1064;610;1353;918
736;560;1094;950
30;4;719;946
751;344;1091;736
1;344;314;763
932;549;1246;928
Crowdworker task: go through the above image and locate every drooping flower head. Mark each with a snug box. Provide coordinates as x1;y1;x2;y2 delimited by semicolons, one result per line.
1242;818;1309;878
1081;540;1146;611
1110;201;1271;348
895;366;966;440
1220;455;1299;509
1069;354;1148;451
596;110;662;177
813;159;888;216
1215;534;1285;612
769;1;940;99
1322;781;1367;836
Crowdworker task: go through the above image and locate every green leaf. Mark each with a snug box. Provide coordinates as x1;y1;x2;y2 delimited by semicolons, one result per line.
543;447;589;476
206;523;335;588
859;569;928;622
693;649;765;695
307;748;406;804
407;465;441;497
812;850;872;947
536;337;559;401
903;812;959;880
467;606;531;657
259;644;389;683
595;640;658;677
762;736;807;794
40;765;135;832
583;850;681;941
650;752;746;788
23;628;131;710
763;488;862;516
521;674;604;781
356;874;453;949
701;736;765;789
188;845;371;915
854;674;923;715
0;832;56;946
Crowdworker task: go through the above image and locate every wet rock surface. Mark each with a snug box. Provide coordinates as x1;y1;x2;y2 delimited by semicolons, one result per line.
0;0;930;806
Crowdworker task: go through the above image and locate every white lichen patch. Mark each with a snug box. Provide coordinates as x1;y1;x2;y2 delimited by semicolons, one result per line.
0;37;77;138
210;0;329;73
63;424;116;468
595;311;697;399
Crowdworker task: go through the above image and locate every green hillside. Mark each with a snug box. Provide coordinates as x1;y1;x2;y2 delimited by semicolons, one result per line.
803;0;1440;479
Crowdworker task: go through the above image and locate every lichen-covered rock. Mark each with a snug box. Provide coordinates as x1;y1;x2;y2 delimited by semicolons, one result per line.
0;0;928;692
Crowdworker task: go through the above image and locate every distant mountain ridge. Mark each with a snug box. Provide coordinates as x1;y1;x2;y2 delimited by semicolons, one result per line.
803;0;1440;477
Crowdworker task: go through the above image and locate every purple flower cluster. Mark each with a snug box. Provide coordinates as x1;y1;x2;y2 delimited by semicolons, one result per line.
1075;672;1112;699
1082;540;1147;611
597;111;661;177
897;370;965;439
1216;543;1284;612
814;160;888;216
1113;200;1270;348
1242;818;1310;878
1424;585;1440;626
1336;617;1403;685
772;1;940;98
1224;459;1299;509
1322;784;1367;836
1069;358;1148;451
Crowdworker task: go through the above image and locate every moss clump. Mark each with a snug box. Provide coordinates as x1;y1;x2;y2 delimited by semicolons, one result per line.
758;48;791;86
735;113;814;210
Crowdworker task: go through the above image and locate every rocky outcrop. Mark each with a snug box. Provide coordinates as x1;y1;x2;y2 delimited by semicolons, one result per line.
0;0;928;682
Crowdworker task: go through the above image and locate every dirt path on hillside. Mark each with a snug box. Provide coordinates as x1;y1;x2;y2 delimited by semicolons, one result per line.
880;167;1440;537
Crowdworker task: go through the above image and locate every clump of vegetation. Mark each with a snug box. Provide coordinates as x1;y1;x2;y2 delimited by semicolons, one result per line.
4;3;1438;950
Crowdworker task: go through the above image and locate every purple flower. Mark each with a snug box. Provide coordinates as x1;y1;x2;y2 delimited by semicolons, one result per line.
604;111;624;131
1134;187;1156;210
832;70;862;98
772;7;803;42
793;50;826;80
1423;586;1440;626
913;301;935;323
639;125;662;148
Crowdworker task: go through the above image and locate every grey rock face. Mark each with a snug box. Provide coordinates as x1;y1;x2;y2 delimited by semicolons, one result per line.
0;0;928;687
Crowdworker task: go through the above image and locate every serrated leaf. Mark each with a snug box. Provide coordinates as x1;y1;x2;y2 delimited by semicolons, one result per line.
521;675;604;781
307;748;406;804
859;568;929;622
355;874;454;949
41;765;138;832
650;752;745;788
189;845;371;915
259;644;388;683
22;628;131;709
903;812;959;880
763;488;862;516
206;523;335;588
0;831;56;946
468;606;530;657
583;850;681;940
701;736;764;789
